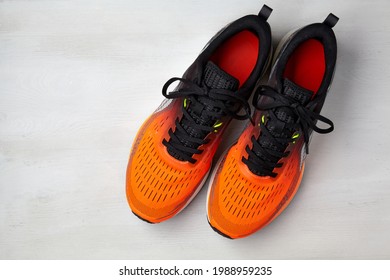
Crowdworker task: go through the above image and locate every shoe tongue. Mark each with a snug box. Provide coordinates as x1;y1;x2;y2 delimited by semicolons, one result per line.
270;79;314;127
202;61;239;91
187;61;239;134
282;78;313;106
258;79;314;154
166;62;239;161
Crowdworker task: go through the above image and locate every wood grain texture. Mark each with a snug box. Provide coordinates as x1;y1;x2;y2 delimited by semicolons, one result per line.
0;0;390;259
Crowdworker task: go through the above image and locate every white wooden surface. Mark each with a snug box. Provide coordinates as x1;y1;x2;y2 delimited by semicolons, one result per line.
1;0;390;259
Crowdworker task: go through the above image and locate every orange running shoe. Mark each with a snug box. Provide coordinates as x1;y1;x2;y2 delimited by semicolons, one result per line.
207;14;339;238
126;5;273;223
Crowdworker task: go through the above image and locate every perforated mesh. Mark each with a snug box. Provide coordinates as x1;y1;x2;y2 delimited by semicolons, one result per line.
203;61;239;90
129;116;208;212
213;148;300;226
133;146;201;204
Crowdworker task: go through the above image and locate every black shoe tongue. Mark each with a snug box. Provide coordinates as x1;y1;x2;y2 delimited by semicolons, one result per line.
258;79;314;155
282;78;313;105
202;61;239;91
166;62;239;161
270;79;314;129
183;61;239;145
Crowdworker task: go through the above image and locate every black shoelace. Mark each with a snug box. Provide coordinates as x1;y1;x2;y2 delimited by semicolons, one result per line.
162;77;251;163
242;85;334;177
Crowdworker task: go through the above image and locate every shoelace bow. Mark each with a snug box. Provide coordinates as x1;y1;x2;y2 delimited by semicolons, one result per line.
243;85;334;177
162;77;251;163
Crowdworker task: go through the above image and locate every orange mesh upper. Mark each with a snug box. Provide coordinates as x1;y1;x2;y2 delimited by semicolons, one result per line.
127;99;226;223
207;113;305;238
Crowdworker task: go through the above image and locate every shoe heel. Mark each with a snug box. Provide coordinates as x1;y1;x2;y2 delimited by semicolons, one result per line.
271;12;339;74
323;13;339;28
258;4;273;21
256;5;273;79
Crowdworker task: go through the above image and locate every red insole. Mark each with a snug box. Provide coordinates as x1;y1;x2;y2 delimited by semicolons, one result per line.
283;39;325;94
210;30;259;87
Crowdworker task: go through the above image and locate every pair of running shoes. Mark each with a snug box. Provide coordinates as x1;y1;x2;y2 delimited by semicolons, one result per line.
126;5;339;239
